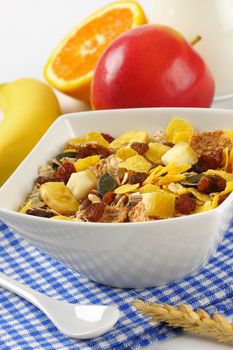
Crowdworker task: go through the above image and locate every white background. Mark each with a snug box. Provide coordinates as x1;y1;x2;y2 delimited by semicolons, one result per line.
0;1;233;349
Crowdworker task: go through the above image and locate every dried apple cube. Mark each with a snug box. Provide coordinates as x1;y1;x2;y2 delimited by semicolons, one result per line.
67;169;97;200
162;142;197;166
142;191;175;218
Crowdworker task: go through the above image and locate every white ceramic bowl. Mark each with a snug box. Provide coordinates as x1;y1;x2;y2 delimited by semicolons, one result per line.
0;108;233;288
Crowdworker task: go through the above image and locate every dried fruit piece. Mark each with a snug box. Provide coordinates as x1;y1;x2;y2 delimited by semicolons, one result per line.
119;155;151;173
74;155;100;171
197;175;226;194
67;169;97;200
142;191;175;218
36;176;57;185
97;172;115;196
191;149;223;173
76;143;111;158
145;143;170;164
101;132;115;143
102;191;116;205
162;142;197;166
55;162;76;184
26;208;56;218
166;117;194;143
40;182;79;214
175;194;196;214
130;142;149;155
85;202;105;222
128;172;147;184
110;130;149;149
115;183;139;194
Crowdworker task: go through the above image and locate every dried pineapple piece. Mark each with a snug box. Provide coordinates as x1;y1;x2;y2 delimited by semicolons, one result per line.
142;191;175;218
74;155;100;171
114;183;139;194
110;131;149;149
67;169;97;200
116;147;137;160
162;142;197;166
86;131;110;147
119;155;151;173
166;117;194;143
40;182;79;215
145;143;170;163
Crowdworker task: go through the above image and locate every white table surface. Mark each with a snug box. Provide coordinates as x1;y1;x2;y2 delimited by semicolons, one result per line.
1;1;233;349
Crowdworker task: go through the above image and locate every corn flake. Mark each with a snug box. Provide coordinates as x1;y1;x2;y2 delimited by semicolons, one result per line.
114;183;139;194
74;155;100;171
140;184;160;193
166;117;194;143
145;143;170;163
172;131;193;144
157;174;186;186
116;147;137;160
204;169;233;182
119;155;151;173
86;131;109;147
110;131;149;149
178;188;210;202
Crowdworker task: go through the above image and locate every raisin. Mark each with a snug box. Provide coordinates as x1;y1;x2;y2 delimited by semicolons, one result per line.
192;149;223;173
130;142;149;155
76;144;111;159
80;198;92;210
85;202;106;222
26;208;55;218
36;176;57;185
102;191;116;205
128;172;147;184
101;133;115;143
218;193;229;205
175;194;196;215
164;142;174;147
55;162;76;184
197;175;226;194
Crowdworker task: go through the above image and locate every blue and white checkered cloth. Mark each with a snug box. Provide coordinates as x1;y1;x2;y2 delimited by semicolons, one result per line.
0;219;233;350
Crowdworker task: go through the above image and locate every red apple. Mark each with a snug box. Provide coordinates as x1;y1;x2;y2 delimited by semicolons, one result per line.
91;25;215;109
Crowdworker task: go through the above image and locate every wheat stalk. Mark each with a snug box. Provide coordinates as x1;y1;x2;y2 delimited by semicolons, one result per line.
133;299;233;345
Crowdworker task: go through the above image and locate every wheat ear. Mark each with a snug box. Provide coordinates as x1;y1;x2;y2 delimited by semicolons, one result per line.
133;299;233;345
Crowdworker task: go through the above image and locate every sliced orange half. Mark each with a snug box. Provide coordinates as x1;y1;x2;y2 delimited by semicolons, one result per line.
44;1;147;103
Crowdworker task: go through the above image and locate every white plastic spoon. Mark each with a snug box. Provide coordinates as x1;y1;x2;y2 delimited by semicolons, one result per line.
0;272;120;339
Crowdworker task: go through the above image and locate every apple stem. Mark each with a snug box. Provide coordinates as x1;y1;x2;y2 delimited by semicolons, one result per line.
190;35;202;46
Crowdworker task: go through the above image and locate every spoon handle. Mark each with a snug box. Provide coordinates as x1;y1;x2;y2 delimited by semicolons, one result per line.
0;272;48;309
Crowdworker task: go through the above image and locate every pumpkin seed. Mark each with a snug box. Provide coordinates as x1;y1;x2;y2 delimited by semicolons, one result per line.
181;173;203;186
56;151;77;160
97;172;115;196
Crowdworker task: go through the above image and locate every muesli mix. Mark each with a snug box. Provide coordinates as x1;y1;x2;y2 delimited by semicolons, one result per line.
19;117;233;223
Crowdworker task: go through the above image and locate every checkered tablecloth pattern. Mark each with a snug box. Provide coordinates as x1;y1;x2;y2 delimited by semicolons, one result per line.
0;219;233;350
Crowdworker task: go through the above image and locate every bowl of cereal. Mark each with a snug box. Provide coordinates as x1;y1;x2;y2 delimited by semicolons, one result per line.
0;108;233;288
